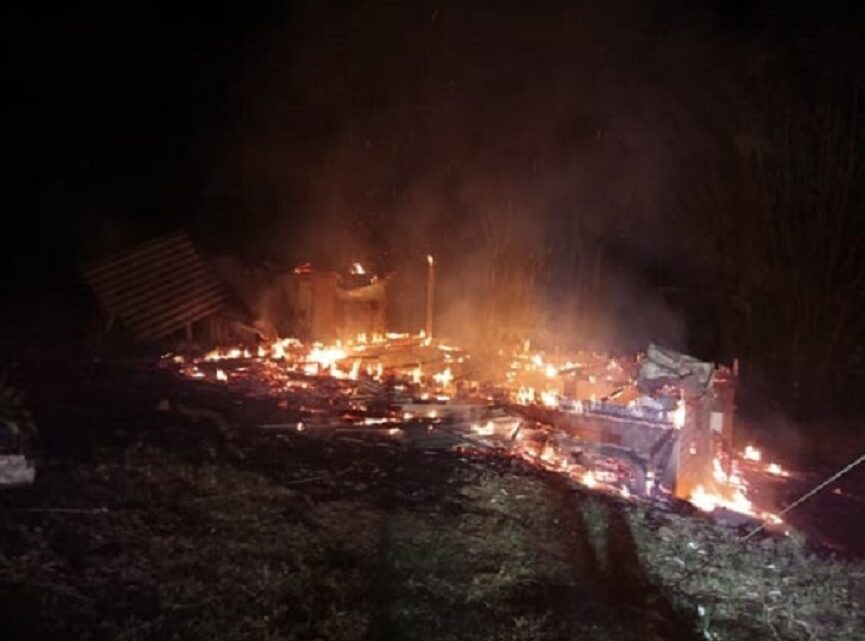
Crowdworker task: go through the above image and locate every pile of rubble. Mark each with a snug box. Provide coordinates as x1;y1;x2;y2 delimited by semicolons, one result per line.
160;332;785;527
77;232;787;525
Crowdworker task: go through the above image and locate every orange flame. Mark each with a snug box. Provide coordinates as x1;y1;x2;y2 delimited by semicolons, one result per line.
165;333;790;528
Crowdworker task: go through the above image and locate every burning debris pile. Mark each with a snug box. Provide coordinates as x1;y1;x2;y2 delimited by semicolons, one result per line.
79;235;786;526
161;329;785;527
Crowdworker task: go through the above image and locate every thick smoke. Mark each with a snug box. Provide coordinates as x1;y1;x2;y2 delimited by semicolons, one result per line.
203;1;728;350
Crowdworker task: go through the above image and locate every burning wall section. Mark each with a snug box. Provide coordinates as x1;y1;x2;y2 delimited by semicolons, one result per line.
207;259;390;342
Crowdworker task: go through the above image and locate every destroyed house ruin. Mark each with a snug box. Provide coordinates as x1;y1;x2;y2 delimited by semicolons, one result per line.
82;231;738;511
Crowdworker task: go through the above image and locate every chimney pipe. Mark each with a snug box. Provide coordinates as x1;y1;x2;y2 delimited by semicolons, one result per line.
425;254;435;339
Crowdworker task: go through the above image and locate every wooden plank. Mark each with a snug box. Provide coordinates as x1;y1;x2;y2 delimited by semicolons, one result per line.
136;292;226;339
125;280;223;333
88;244;200;305
109;263;213;313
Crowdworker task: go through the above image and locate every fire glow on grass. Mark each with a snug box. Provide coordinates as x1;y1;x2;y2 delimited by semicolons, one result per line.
681;443;796;525
164;333;787;526
689;452;785;525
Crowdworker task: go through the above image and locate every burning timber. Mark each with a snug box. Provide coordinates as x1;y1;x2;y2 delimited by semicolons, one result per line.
161;332;781;526
78;238;779;524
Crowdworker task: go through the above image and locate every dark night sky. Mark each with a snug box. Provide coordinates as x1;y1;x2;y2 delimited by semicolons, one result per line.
13;5;261;272
8;1;865;360
11;4;853;253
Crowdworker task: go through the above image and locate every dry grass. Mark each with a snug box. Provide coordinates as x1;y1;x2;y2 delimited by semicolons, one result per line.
1;428;862;641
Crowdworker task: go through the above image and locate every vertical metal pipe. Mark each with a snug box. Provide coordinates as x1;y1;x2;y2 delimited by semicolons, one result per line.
425;255;435;339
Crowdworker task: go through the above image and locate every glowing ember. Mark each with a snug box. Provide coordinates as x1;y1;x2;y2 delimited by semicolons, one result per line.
539;444;559;465
689;484;783;524
581;470;597;488
432;367;453;387
205;347;249;361
349;360;361;379
163;333;790;528
280;340;294;358
743;445;762;461
766;462;790;477
712;457;728;484
689;484;751;513
540;390;558;408
671;399;686;429
471;421;496;436
516;387;536;405
689;485;720;512
307;345;347;371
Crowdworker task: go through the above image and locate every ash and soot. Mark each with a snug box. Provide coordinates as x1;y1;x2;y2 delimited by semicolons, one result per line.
6;2;865;641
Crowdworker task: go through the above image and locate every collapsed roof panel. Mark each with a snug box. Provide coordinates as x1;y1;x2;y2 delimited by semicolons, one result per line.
83;231;226;341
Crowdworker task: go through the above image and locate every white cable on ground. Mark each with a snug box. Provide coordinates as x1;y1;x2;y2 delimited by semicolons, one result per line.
742;451;865;542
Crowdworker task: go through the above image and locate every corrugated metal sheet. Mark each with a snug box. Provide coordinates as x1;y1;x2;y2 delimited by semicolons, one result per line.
83;231;225;341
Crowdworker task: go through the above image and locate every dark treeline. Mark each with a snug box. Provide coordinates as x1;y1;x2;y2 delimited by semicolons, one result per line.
673;30;865;419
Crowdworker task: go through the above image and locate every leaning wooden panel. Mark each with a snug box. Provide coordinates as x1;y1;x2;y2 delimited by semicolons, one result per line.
83;231;226;341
